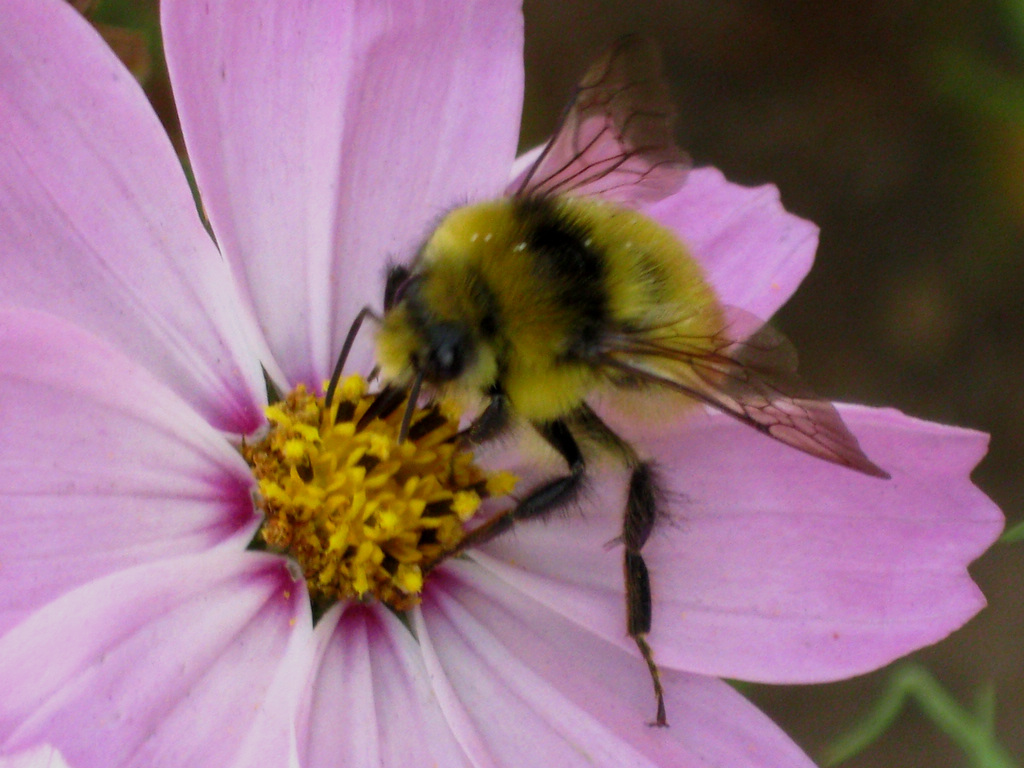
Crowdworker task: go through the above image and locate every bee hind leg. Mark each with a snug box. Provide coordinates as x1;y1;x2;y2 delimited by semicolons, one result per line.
572;405;668;726
624;461;668;727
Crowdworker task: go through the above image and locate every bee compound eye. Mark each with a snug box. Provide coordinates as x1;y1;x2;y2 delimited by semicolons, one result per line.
424;322;473;381
384;265;413;310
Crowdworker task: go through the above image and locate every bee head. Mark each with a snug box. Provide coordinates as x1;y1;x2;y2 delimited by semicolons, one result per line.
382;265;474;380
376;264;495;395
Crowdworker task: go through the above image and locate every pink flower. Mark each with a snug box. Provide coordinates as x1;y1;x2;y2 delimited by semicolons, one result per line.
0;1;1002;767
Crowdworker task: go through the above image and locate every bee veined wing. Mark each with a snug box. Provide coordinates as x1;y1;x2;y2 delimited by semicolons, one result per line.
599;310;891;478
508;35;690;206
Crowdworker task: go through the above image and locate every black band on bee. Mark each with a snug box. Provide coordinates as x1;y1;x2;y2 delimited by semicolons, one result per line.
514;197;608;350
519;198;602;279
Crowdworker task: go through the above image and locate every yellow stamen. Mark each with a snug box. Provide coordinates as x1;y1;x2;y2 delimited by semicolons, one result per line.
242;377;514;611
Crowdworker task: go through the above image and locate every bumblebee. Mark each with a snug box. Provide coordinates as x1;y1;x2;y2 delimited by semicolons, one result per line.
329;35;888;726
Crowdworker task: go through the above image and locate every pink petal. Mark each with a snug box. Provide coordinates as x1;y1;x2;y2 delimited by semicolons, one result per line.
0;550;311;768
415;562;815;768
0;309;258;636
473;406;1000;682
646;167;817;320
163;0;524;386
0;745;70;768
297;603;471;768
0;0;265;432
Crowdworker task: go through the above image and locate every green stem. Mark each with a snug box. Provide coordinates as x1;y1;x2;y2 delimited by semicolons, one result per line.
825;664;1019;768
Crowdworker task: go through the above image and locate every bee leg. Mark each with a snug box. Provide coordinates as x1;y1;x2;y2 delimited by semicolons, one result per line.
460;388;512;446
446;418;586;552
570;405;667;725
623;462;668;727
444;389;511;481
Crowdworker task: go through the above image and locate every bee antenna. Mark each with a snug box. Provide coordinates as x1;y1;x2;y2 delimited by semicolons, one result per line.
325;306;381;410
397;368;425;444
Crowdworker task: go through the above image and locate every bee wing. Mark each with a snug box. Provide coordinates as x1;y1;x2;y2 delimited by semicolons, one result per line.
508;35;690;206
599;309;890;478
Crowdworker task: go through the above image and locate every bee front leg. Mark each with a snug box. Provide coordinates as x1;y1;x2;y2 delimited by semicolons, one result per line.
444;388;511;484
459;387;512;447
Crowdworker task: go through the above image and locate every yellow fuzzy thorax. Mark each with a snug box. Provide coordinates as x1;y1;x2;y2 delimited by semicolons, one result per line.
375;195;723;423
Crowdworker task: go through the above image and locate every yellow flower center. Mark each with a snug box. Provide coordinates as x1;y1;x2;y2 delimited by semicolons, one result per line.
242;376;516;611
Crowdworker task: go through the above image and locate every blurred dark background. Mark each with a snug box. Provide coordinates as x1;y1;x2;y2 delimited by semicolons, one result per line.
84;0;1022;764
